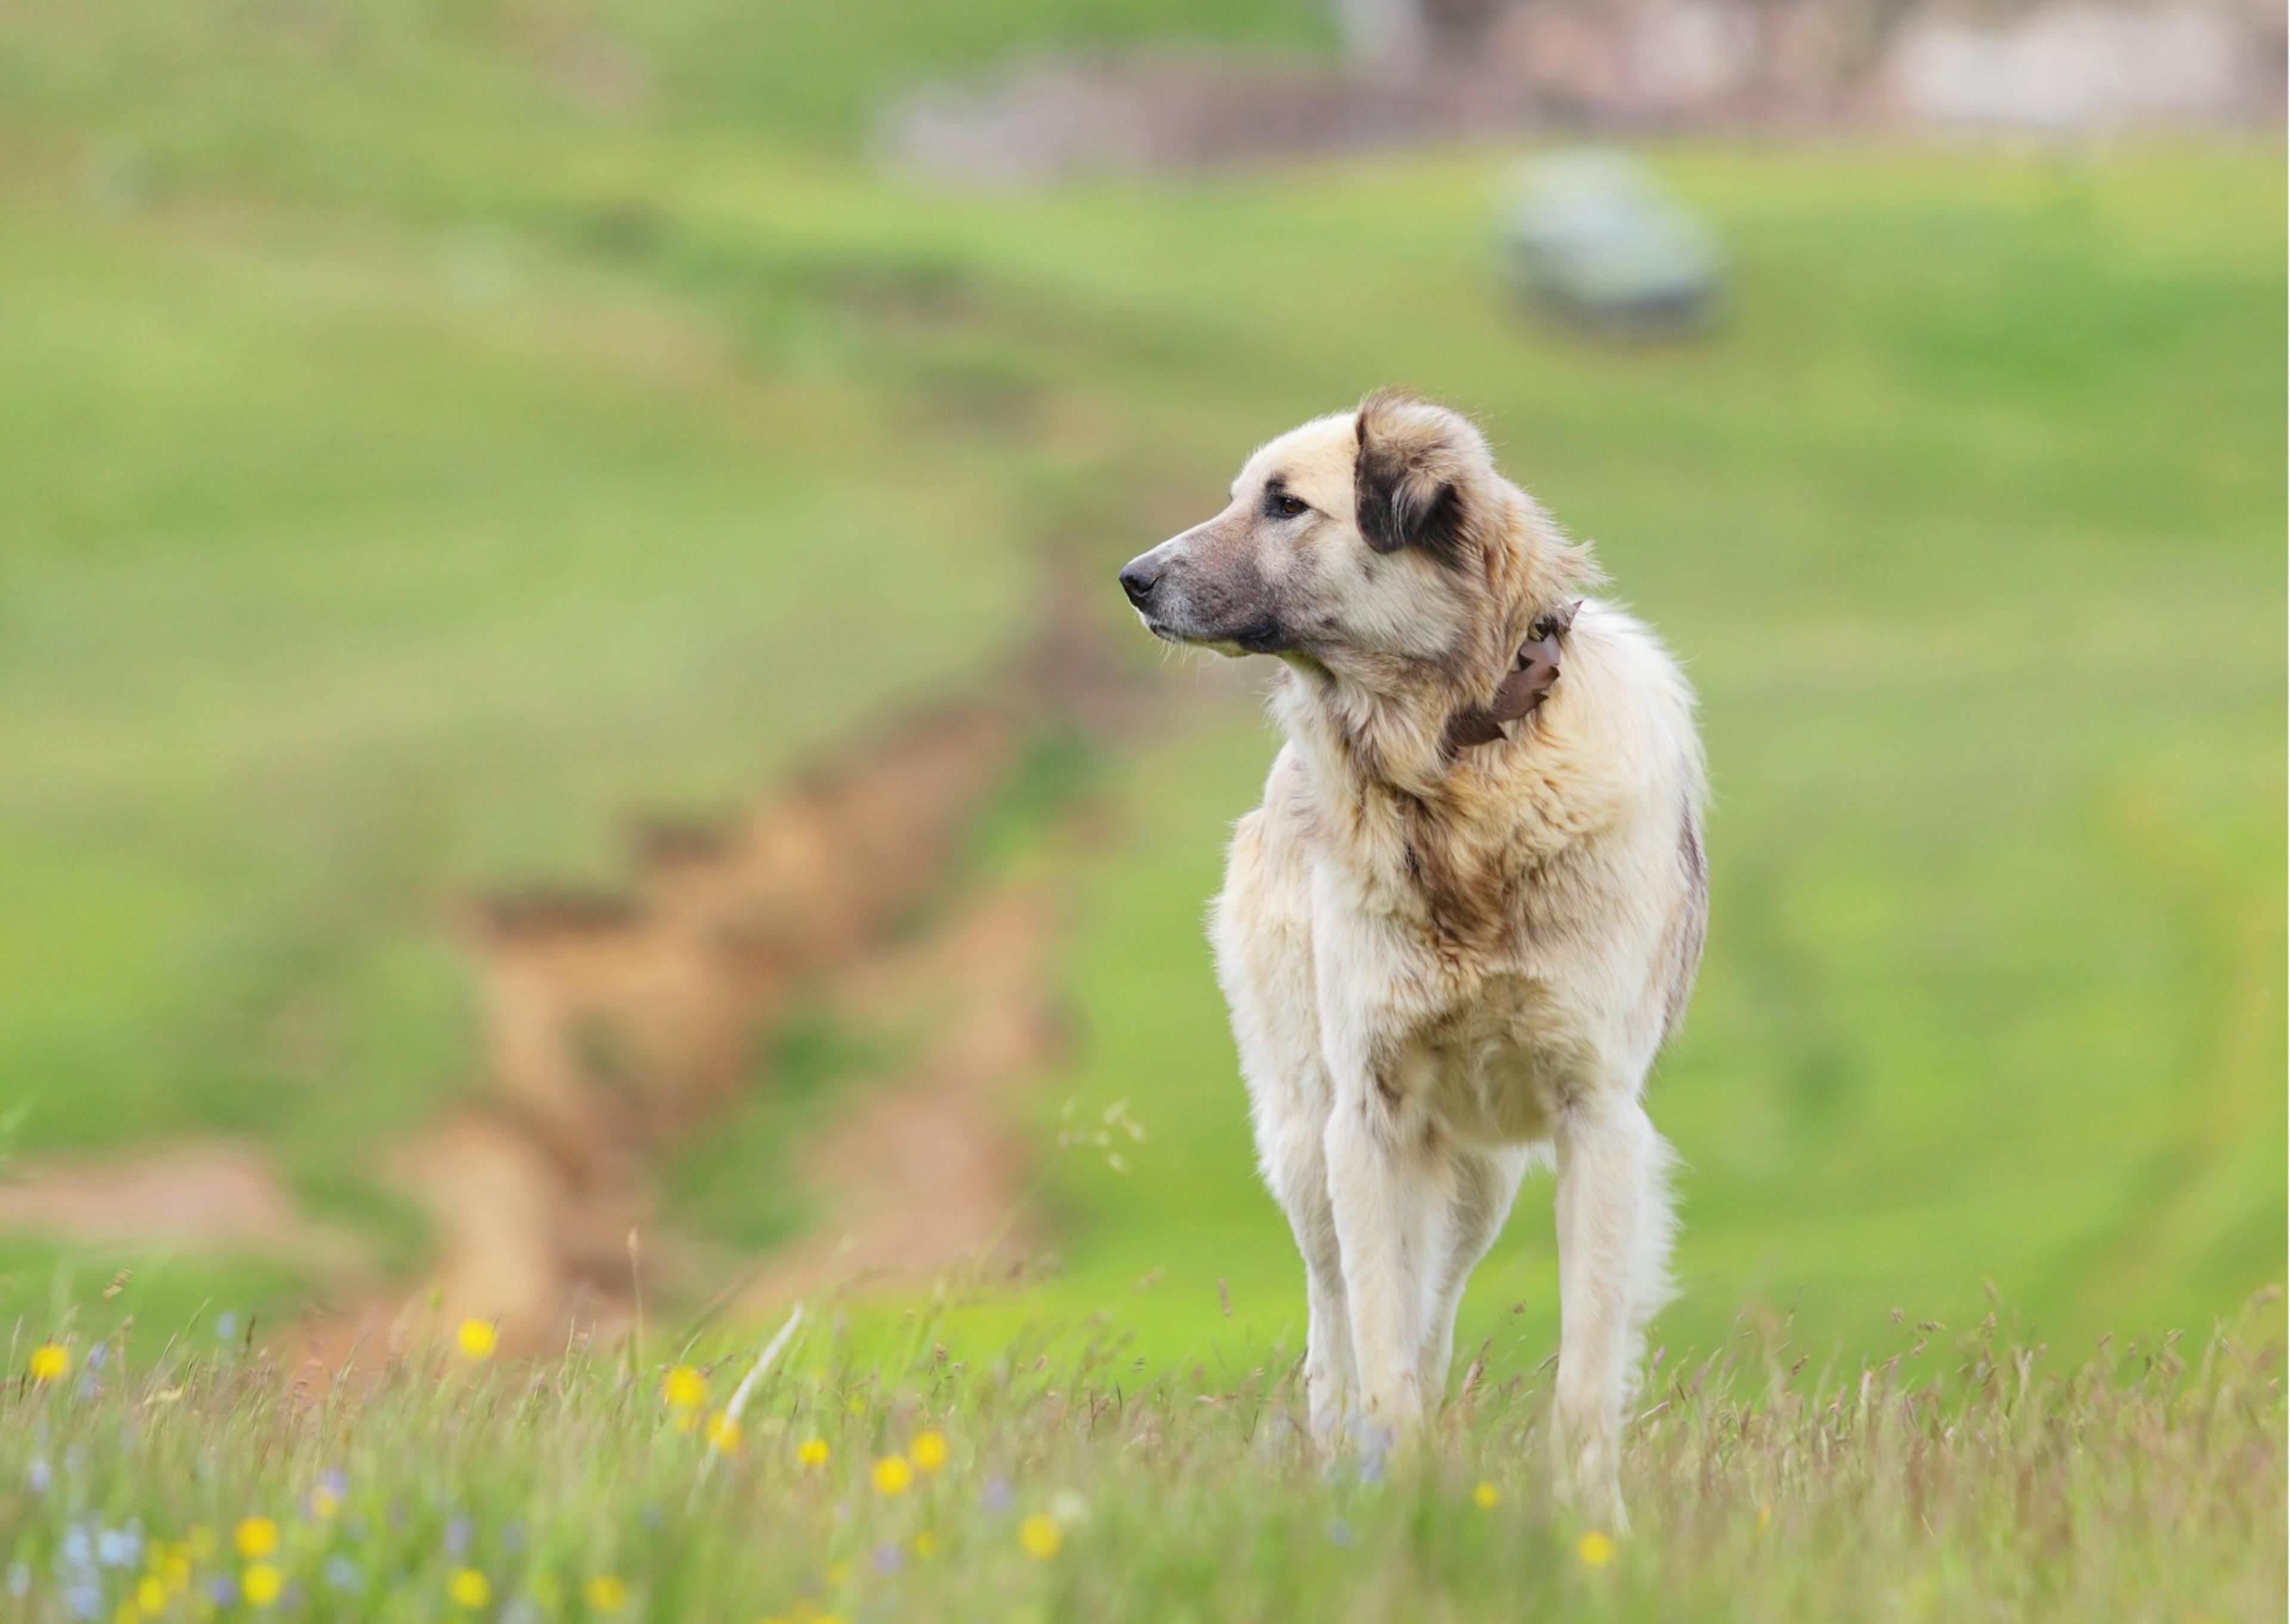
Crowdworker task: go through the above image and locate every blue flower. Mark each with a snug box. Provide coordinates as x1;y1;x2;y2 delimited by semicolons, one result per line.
444;1514;472;1559
323;1556;363;1593
26;1458;49;1493
872;1543;904;1576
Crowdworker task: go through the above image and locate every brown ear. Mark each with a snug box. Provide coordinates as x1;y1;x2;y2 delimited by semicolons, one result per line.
1353;390;1481;569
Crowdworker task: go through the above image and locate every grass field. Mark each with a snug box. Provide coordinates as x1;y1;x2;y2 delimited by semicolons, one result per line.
4;1297;2281;1623
0;3;2283;1610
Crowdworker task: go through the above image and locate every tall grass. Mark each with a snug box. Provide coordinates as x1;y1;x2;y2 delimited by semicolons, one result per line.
6;1293;2281;1622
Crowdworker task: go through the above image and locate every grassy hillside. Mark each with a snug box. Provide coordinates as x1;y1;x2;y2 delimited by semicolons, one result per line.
0;0;2280;1374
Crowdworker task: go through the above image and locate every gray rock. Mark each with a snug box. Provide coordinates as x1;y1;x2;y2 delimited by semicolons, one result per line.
1502;149;1722;334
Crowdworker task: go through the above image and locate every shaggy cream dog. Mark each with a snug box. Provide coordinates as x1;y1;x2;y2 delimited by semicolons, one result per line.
1118;392;1706;1522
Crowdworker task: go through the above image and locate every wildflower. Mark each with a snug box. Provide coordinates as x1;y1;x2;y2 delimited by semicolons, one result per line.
909;1530;937;1560
323;1556;362;1593
1472;1480;1501;1510
448;1568;491;1608
871;1456;913;1496
1577;1530;1616;1568
27;1458;49;1493
135;1577;165;1614
29;1342;70;1383
584;1575;629;1612
242;1563;282;1607
844;1393;866;1416
980;1477;1013;1513
1326;1517;1354;1548
234;1518;278;1560
1018;1514;1063;1561
1049;1490;1089;1527
704;1412;742;1453
661;1365;707;1412
456;1319;497;1360
797;1437;830;1469
871;1542;903;1576
444;1515;473;1559
1757;1501;1772;1534
909;1430;948;1474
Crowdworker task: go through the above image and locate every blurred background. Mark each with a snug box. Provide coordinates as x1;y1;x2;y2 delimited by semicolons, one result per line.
2;0;2282;1374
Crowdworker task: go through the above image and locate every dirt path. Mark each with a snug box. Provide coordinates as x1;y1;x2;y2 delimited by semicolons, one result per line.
0;1140;373;1279
737;886;1060;1307
22;579;1180;1360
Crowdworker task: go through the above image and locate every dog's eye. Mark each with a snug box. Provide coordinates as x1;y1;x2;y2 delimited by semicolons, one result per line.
1268;493;1310;519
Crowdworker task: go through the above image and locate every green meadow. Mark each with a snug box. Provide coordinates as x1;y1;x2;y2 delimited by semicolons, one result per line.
0;5;2283;1612
4;1298;2283;1623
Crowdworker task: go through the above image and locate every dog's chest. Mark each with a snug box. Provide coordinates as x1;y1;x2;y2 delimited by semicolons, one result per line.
1398;984;1571;1147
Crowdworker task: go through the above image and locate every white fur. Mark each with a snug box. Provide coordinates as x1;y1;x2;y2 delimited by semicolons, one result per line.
1155;401;1707;1526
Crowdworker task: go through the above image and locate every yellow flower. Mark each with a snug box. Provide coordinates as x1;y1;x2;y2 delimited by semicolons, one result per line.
456;1319;498;1360
1757;1500;1772;1533
844;1394;866;1416
311;1486;340;1520
242;1563;282;1607
162;1548;193;1593
27;1343;69;1383
870;1455;912;1496
1577;1530;1616;1567
1472;1480;1501;1510
796;1437;830;1468
449;1568;491;1608
234;1517;279;1560
585;1575;629;1611
135;1577;165;1614
705;1411;743;1452
1019;1514;1063;1561
823;1561;852;1586
909;1530;937;1560
662;1365;707;1411
908;1430;948;1473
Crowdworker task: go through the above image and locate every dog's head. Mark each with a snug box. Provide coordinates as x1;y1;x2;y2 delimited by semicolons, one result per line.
1120;392;1556;680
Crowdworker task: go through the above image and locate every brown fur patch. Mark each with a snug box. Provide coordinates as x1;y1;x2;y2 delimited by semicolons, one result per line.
1354;389;1484;571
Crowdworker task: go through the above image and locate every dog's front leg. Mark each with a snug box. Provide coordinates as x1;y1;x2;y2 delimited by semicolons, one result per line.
1552;1094;1676;1530
1322;1078;1442;1449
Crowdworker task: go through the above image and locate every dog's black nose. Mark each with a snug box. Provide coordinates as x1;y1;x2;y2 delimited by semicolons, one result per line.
1119;560;1162;607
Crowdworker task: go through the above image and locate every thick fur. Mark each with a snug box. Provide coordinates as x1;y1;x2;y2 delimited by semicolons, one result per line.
1120;392;1707;1524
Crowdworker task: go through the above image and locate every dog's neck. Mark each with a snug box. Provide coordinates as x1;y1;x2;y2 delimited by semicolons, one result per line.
1273;495;1595;808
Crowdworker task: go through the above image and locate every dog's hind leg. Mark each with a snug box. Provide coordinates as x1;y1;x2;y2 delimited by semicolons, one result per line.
1551;1094;1676;1530
1416;1144;1531;1408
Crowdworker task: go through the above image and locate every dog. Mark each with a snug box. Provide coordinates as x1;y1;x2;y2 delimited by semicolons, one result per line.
1119;391;1706;1523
